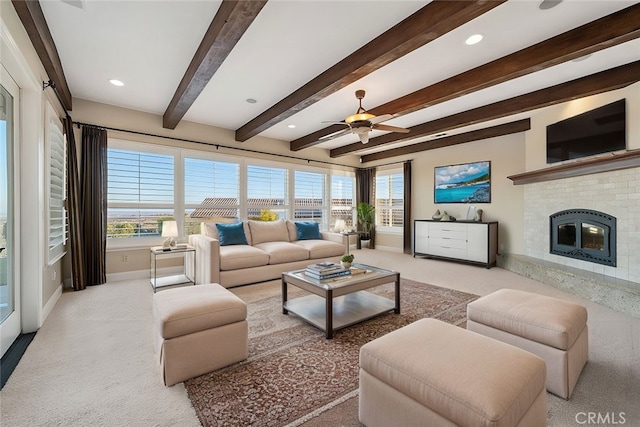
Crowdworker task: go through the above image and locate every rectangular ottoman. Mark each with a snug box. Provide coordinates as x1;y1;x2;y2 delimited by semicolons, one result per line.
359;318;547;427
467;288;588;399
152;284;248;386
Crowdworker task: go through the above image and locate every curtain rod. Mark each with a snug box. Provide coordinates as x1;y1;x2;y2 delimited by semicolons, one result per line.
359;159;412;170
72;121;359;170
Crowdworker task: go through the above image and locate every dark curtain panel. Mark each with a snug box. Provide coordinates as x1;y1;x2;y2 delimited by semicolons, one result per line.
403;161;412;254
64;118;86;291
80;125;108;286
356;167;376;249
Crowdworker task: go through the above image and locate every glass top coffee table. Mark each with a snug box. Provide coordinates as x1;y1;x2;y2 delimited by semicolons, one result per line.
281;263;400;339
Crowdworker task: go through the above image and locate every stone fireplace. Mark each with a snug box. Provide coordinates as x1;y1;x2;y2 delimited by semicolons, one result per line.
550;209;616;267
502;160;640;318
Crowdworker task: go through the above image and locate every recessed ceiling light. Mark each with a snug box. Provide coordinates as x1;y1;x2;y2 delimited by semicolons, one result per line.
465;34;484;46
246;98;257;104
109;79;124;87
539;0;562;10
287;124;296;129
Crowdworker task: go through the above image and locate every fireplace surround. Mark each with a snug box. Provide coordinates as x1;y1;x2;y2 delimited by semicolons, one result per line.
550;209;616;267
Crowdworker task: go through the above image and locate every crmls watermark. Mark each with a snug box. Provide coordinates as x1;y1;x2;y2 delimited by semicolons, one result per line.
575;412;626;425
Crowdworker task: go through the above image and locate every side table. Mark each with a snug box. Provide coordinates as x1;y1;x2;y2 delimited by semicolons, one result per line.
150;245;196;293
340;231;360;254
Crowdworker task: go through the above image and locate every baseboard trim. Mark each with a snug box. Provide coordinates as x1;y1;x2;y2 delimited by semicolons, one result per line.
41;285;62;326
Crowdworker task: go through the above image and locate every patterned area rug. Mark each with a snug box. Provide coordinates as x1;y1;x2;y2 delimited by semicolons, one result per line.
185;279;478;427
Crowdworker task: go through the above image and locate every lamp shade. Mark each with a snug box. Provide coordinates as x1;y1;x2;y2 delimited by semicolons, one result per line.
334;219;346;233
161;220;178;237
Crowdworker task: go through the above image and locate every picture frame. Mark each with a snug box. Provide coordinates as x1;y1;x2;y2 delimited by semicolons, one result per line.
434;161;491;204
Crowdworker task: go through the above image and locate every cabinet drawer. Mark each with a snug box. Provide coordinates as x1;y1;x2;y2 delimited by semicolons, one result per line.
429;236;467;250
428;245;467;260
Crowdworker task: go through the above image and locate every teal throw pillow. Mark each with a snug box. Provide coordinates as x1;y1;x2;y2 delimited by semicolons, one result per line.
216;222;248;246
295;221;321;240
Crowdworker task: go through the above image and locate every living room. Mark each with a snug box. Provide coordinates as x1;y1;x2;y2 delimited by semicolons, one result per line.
1;1;640;426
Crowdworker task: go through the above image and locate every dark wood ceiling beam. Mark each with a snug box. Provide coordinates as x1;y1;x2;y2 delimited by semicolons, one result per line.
293;3;640;151
360;119;531;163
163;0;267;129
235;0;505;142
12;0;73;110
331;61;640;158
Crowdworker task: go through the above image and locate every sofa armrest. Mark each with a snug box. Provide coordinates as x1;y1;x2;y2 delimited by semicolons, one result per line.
188;234;221;285
320;231;343;244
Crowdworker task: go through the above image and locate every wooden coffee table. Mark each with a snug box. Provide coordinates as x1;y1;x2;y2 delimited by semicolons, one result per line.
281;263;400;339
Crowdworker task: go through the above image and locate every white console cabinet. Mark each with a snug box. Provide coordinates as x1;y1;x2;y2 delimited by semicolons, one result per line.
414;220;498;268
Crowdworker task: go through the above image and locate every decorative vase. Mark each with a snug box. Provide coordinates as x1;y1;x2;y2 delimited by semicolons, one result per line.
475;209;483;222
341;261;352;269
432;209;442;221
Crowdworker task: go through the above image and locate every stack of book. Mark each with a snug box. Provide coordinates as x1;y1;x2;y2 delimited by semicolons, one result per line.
304;262;351;280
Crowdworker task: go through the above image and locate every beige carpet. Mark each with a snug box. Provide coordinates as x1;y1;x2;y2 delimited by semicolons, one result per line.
185;279;476;426
1;249;639;426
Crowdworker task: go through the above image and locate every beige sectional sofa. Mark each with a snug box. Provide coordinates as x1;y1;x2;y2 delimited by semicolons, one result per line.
188;219;345;288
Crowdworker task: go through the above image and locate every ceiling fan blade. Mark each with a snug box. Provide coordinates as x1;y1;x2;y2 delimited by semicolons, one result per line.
373;123;410;133
321;120;348;126
318;127;352;141
369;114;394;124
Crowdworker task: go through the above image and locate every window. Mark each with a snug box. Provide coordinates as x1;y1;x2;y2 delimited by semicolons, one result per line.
330;173;355;230
107;141;175;241
376;169;404;231
106;138;357;245
246;164;288;220
47;106;66;263
184;155;240;235
294;170;325;224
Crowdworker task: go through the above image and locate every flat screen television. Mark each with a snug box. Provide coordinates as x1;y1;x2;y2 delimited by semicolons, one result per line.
546;99;626;164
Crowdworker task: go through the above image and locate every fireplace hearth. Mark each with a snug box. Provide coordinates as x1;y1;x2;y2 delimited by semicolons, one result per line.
550;209;616;267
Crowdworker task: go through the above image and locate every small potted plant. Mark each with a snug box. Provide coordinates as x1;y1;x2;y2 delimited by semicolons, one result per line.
341;253;354;269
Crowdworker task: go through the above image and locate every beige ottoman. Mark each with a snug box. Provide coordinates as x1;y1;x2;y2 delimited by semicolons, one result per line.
467;288;588;399
152;284;248;386
359;318;547;427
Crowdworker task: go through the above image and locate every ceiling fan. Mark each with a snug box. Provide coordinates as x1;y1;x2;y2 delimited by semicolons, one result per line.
321;90;409;144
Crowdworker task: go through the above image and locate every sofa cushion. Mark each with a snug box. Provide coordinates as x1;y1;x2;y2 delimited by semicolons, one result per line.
216;222;248;246
248;220;290;244
294;239;343;258
253;241;309;264
219;245;269;270
295;221;321;240
202;221;252;245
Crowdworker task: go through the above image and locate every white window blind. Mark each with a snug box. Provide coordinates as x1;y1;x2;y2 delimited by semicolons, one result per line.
184;157;240;234
48;110;66;263
107;147;174;239
376;170;404;229
246;164;288;220
293;170;325;223
330;173;355;230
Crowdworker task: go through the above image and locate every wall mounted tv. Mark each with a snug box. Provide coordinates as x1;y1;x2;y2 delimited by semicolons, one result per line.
546;99;626;164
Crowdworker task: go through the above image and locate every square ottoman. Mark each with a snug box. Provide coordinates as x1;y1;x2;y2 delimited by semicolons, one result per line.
152;284;248;386
467;288;588;399
359;318;547;427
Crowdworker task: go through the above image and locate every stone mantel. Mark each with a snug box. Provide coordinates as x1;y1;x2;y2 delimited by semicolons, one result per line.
508;150;640;185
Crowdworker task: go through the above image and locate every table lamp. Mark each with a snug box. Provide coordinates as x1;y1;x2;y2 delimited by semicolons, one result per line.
334;219;346;233
162;220;178;249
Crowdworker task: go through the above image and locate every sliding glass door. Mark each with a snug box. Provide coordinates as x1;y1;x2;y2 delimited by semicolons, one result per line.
0;66;20;357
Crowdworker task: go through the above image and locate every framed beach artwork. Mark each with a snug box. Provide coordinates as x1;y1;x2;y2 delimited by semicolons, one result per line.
434;161;491;204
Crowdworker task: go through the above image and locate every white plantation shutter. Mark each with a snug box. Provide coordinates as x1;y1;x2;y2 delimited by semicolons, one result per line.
246;164;288;219
331;173;355;230
107;146;175;238
294;171;325;223
48;109;66;263
376;169;404;229
184;157;240;233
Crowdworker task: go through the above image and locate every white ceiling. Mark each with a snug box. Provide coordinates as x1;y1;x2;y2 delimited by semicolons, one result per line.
39;0;640;156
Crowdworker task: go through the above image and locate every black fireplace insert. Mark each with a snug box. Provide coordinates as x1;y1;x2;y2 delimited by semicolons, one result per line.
550;209;616;267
